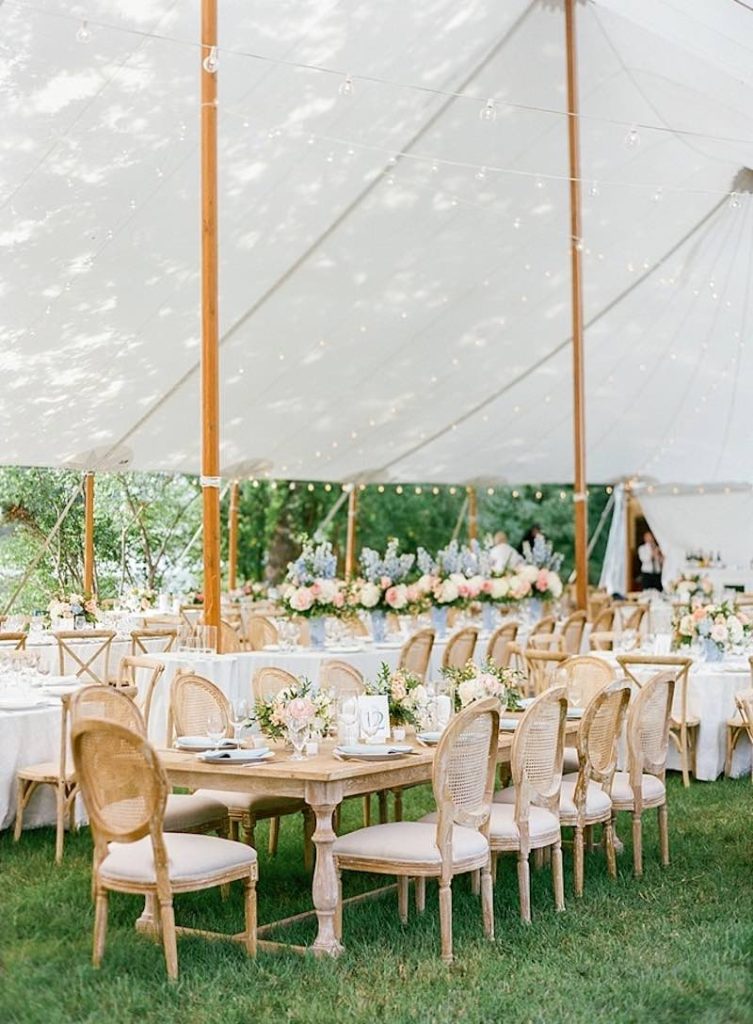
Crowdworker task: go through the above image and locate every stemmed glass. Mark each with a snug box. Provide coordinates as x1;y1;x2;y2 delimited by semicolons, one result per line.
206;711;225;752
286;712;309;760
230;698;249;747
338;694;359;745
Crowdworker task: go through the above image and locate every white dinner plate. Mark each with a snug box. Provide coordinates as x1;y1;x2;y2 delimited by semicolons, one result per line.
566;708;584;719
373;640;404;649
335;743;414;761
499;718;520;731
327;644;364;654
416;731;443;745
198;747;272;764
176;736;238;752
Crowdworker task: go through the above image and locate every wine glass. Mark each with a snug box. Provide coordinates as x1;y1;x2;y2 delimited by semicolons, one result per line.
206;711;225;752
230;698;249;747
286;713;309;760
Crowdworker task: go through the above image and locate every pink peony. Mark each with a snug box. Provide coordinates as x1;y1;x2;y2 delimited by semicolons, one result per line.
535;570;550;593
380;576;392;590
290;587;314;612
385;585;407;609
333;591;345;608
286;697;315;723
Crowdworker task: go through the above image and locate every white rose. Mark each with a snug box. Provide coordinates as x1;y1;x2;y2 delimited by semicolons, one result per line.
315;578;338;603
437;579;459;604
548;573;563;598
449;572;466;587
710;623;728;644
458;679;482;707
519;565;538;584
728;617;743;643
358;582;381;608
417;574;435;594
491;577;509;600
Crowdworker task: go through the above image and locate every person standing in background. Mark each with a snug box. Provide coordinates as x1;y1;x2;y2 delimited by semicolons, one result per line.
490;531;522;573
519;524;542;554
638;530;664;591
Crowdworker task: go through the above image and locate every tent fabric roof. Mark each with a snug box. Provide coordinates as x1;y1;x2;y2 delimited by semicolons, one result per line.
2;0;753;484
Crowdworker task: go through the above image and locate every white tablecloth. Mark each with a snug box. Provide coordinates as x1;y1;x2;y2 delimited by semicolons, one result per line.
0;703;63;830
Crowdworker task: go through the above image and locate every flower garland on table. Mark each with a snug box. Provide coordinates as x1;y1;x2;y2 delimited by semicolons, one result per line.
674;601;751;653
364;662;429;727
48;592;100;624
668;572;714;607
254;677;336;741
351;540;426;614
441;660;524;711
281;538;346;618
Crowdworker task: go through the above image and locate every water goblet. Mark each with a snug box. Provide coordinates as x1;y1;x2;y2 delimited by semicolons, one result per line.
206;711;225;752
286;715;309;760
230;698;249;746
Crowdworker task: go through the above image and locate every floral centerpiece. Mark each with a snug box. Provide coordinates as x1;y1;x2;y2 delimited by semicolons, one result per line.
281;538;346;646
668;572;714;607
351;540;420;640
124;586;156;612
365;662;428;727
441;659;524;711
254;676;336;741
674;601;751;660
416;541;489;636
512;535;564;613
48;591;100;626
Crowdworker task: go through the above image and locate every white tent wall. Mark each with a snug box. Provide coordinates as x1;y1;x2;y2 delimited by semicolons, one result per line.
1;1;753;483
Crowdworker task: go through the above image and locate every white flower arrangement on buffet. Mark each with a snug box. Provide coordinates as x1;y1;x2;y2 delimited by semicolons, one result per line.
365;662;429;727
674;601;751;654
668;572;714;606
281;538;346;618
254;676;336;741
441;660;524;711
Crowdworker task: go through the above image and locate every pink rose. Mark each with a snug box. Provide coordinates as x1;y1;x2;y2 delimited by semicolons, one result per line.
310;582;321;597
385;585;407;610
333;591;345;608
406;584;419;602
536;570;550;593
380;576;392;590
290;587;314;612
481;580;494;595
692;607;707;622
287;697;315;723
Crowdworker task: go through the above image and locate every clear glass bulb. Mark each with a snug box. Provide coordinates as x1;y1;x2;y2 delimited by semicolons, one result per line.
652;187;663;203
203;46;219;74
729;191;741;209
624;125;640;149
475;166;487;181
480;98;497;123
338;73;354;98
589;180;600;197
76;20;91;43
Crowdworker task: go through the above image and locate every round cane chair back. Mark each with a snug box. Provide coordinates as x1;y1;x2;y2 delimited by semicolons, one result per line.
559;611;587;654
560;655;615;704
70;684;146;735
319;660;365;695
398;629;435;680
510;685;568;816
252;666;299;702
441;627;479;671
575;679;631;785
485;622;519;669
246;615;279;651
170;672;231;741
529;615;557;639
626;671;675;782
433;697;500;831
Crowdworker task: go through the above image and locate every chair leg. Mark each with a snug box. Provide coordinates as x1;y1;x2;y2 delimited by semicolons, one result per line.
680;729;690;788
158;899;179;981
362;795;371;827
13;779;30;841
397;876;409;924
470;869;480;895
552;840;565;911
244;815;257;850
604;817;617;880
658;802;670;867
632;812;643;878
725;726;739;778
303;807;315;872
268;816;280;856
378;791;388;824
481;861;494;940
491;853;499;883
230;818;240;842
438;879;453;964
517;853;531;924
55;780;66;865
394;789;403;822
573;825;585;897
335;870;343;941
415;876;426;913
243;876;257;957
92;888;109;967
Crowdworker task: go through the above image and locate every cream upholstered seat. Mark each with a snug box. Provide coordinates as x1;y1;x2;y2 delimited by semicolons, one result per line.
72;718;257;981
490;686;567;921
397;628;435;680
334;698;500;964
608;670;675;877
172;671;312;863
616;654;696;787
556;679;630;895
70;684;230;837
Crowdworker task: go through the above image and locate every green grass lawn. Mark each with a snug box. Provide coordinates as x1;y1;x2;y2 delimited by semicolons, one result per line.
1;776;752;1024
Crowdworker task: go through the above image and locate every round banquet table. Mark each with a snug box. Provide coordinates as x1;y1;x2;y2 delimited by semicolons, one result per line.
0;701;68;830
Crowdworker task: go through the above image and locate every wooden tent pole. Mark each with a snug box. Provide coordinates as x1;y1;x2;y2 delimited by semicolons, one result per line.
227;480;240;591
467;486;478;542
565;0;589;610
345;486;358;579
200;0;221;633
83;472;95;593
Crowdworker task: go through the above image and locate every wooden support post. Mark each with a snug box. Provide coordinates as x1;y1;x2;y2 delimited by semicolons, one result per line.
200;0;221;633
83;472;95;594
624;483;635;594
228;480;240;592
345;487;358;579
565;0;589;610
467;486;478;542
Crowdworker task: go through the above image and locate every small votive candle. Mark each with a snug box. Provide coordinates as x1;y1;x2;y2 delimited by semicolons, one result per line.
392;727;406;742
305;739;319;756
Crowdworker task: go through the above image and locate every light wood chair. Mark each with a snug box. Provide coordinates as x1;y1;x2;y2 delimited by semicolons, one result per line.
524;649;567;696
559;680;631;895
441;627;479;671
485;622;519;670
558;611;587;655
490;686;567;922
319;660;365;694
609;671;675;877
528;615;557;643
616;654;696;787
117;655;166;735
251;665;299;702
219;619;242;653
397;628;435;681
589;631;617;652
55;630;116;686
130;628;177;658
72;718;257;981
591;607;615;635
587;591;611;622
245;615;279;651
335;698;500;964
14;693;76;862
70;685;229;839
0;631;27;650
623;603;648;634
725;656;753;776
170;671;312;864
729;688;753;781
559;655;617;773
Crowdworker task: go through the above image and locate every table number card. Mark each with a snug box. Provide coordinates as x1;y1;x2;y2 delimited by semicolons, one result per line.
357;694;390;742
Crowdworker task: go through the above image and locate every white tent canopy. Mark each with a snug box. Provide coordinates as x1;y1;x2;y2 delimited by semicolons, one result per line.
2;0;753;483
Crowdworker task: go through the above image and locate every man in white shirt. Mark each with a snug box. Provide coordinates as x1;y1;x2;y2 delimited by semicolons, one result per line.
637;531;664;591
490;531;522;573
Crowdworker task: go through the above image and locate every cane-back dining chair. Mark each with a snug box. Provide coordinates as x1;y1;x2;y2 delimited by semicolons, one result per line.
558;611;587;655
72;718;257;981
245;615;279;651
485;622;519;670
397;628;435;680
725;656;753;776
524;649;567;697
335;698;500;964
730;688;753;781
117;655;165;735
441;627;479;672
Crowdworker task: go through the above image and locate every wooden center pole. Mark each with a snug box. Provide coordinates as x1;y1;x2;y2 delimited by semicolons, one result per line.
565;0;589;610
345;486;358;579
467;486;478;542
228;480;240;591
83;472;95;594
200;0;221;631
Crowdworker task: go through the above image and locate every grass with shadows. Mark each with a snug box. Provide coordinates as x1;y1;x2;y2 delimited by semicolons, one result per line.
1;776;752;1024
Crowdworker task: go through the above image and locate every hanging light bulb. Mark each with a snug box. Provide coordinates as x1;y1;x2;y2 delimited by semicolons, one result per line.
573;236;584;252
479;98;497;123
76;19;92;43
475;166;487;182
430;162;439;174
624;125;640;149
202;46;219;74
535;177;544;190
589;180;600;197
338;73;354;97
730;191;741;209
652;186;664;203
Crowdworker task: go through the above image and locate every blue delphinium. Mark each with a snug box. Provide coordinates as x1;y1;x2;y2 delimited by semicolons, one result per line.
522;534;564;573
287;537;337;585
360;539;415;584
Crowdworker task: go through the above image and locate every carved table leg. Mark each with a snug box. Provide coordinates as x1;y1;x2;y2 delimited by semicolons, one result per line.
306;781;344;956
